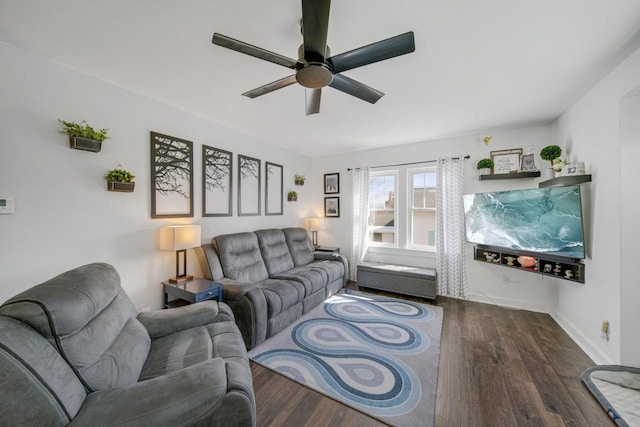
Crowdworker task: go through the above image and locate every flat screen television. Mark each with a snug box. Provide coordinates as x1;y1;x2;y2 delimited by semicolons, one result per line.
463;185;585;259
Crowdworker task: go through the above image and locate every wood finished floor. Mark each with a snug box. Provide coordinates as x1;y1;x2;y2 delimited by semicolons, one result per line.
251;284;612;427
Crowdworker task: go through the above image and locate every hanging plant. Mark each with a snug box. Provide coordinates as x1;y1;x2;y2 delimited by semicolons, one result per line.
59;119;111;152
105;166;135;192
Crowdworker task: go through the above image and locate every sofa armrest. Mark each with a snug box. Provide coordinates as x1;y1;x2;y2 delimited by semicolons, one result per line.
314;252;349;285
137;301;225;339
70;358;245;427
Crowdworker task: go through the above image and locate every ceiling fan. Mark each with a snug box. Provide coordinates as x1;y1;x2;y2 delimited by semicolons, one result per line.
211;0;415;115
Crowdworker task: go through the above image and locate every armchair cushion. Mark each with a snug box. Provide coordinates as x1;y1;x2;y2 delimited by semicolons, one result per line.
137;300;233;339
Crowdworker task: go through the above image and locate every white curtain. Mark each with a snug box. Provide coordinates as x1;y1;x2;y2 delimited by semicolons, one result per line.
436;156;468;298
350;166;370;280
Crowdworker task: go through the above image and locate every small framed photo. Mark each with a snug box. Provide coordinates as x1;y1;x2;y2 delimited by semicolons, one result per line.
491;149;523;174
324;197;340;217
324;173;339;194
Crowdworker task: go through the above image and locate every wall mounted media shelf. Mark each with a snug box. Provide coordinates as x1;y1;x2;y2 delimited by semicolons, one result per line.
479;171;541;181
538;174;592;188
473;246;585;284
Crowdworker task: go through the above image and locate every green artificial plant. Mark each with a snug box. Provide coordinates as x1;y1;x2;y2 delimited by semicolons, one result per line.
476;158;494;170
58;119;111;142
540;145;562;167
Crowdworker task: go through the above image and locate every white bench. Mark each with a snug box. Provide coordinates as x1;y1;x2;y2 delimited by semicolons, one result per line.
357;261;437;300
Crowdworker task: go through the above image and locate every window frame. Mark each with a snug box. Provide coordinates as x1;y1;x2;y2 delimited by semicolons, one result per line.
407;167;437;250
367;170;399;248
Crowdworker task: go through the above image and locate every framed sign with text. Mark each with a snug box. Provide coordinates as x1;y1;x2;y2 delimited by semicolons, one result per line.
491;149;523;174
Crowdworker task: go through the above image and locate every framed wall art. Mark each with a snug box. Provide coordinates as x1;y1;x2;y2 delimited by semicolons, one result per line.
238;154;261;216
324;172;339;194
265;162;283;216
324;196;340;217
490;149;523;174
202;145;233;217
150;131;193;218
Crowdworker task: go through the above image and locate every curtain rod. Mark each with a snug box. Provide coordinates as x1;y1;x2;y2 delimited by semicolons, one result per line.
347;155;470;171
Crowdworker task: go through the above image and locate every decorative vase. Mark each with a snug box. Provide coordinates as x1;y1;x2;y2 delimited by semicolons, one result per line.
107;181;135;192
478;168;491;176
517;256;536;268
69;136;102;153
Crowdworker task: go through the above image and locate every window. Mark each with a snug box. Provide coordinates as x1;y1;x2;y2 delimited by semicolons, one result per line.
409;169;436;248
366;167;437;251
368;172;397;245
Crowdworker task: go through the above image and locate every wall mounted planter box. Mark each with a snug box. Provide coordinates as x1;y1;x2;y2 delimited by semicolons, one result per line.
69;136;102;152
287;196;297;201
295;179;305;186
107;181;135;192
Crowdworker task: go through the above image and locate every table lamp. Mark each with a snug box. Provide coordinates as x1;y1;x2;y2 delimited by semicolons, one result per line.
304;217;323;247
160;225;201;283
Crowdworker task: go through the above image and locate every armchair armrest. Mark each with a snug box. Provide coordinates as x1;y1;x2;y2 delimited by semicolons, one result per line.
70;359;235;427
137;301;221;339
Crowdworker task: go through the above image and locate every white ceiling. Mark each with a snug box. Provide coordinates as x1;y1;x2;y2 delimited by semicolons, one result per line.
2;0;640;157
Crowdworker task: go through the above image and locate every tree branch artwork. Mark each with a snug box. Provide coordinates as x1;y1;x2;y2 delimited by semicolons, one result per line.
203;145;233;217
151;132;193;218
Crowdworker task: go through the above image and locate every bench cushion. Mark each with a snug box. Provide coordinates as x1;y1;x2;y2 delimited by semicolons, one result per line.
357;262;437;299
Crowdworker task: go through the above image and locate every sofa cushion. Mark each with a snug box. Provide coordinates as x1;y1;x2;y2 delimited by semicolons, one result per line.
309;260;344;284
282;227;315;266
255;229;295;275
271;266;327;296
0;263;150;392
213;232;269;283
259;279;305;318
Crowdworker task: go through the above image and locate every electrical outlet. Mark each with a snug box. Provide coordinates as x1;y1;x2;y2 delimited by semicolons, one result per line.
601;320;610;341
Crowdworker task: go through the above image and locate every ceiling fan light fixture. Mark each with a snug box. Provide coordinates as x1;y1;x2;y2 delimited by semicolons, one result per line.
296;63;333;89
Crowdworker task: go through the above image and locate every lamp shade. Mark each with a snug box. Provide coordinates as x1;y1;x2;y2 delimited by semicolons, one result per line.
160;225;201;251
304;217;324;231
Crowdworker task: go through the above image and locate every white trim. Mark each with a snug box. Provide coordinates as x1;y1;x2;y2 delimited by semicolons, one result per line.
550;311;616;366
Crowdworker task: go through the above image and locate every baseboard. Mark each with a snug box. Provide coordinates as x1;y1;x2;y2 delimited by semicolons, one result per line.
466;292;551;313
550;311;616;366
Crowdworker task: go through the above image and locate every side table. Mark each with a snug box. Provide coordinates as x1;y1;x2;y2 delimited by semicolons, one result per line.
162;277;223;309
314;246;340;254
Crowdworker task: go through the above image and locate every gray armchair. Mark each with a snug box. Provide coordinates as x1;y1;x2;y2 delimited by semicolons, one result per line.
0;263;255;426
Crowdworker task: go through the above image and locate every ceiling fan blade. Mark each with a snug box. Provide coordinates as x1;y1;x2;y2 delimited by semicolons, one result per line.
302;0;331;62
212;33;299;69
328;31;415;74
329;74;384;104
242;75;297;98
305;88;322;115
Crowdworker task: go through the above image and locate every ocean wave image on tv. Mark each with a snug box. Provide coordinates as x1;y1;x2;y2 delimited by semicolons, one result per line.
463;185;585;259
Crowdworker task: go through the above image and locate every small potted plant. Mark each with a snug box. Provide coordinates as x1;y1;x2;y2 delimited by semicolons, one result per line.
294;174;306;186
476;158;494;175
58;119;111;152
540;145;562;167
105;166;135;192
287;190;298;202
540;145;562;178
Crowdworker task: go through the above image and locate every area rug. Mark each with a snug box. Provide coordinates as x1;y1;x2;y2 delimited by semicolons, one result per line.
248;289;443;427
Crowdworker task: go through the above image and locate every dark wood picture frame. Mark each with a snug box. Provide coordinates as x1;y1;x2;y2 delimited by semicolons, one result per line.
324;172;340;194
150;131;193;218
202;145;233;217
238;154;261;216
265;162;283;216
324;196;340;217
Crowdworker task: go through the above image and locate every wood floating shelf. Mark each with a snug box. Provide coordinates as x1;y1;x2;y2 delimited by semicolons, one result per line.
538;174;592;188
479;171;541;181
473;246;585;284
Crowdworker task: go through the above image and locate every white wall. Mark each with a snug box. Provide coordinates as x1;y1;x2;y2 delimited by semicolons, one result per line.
620;88;640;366
313;123;557;313
0;42;312;310
552;46;640;365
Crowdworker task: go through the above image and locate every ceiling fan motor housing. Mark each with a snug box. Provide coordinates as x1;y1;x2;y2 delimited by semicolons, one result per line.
295;44;333;89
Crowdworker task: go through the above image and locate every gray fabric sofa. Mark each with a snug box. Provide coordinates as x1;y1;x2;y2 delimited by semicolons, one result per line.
0;263;255;427
196;227;348;350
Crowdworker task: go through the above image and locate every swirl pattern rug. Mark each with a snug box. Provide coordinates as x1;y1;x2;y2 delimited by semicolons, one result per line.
249;289;443;426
